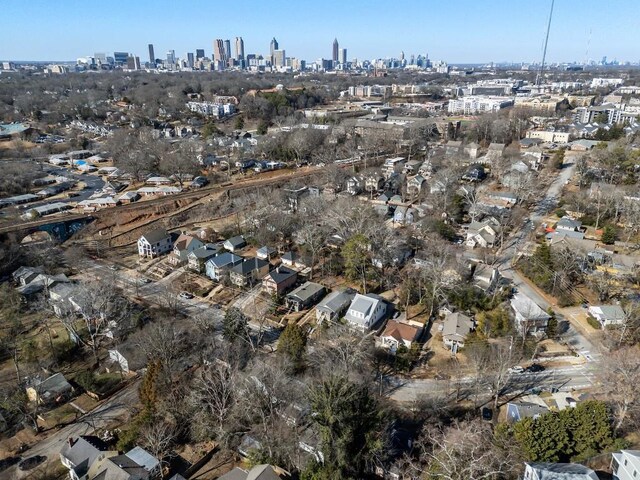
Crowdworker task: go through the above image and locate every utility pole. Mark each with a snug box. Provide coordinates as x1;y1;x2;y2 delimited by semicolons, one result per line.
536;0;555;86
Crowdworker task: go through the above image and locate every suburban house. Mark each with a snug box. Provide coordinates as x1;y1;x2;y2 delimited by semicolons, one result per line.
382;157;406;178
281;251;309;270
466;217;502;248
26;372;74;405
76;445;161;480
378;320;422;353
60;436;118;480
256;245;277;261
187;244;223;273
168;234;204;266
286;282;326;312
344;293;388;331
230;257;270;287
444;140;462;156
315;289;356;324
365;174;385;193
393;206;418;225
463;142;480;159
442;312;475;350
506;401;549;423
205;252;243;281
262;266;298;297
407;175;426;197
485;142;506;163
403;159;423;175
346;176;363;195
137;228;173;258
218;464;283;480
523;463;599;480
510;293;551;335
223;235;247;252
473;264;500;292
588;304;625;327
554;216;585;239
611;450;640;480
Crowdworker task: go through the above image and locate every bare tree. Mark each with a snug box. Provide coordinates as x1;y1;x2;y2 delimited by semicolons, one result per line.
597;345;640;433
139;417;177;464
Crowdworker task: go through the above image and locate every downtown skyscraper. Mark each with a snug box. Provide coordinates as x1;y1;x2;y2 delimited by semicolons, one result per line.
332;38;339;64
235;37;245;61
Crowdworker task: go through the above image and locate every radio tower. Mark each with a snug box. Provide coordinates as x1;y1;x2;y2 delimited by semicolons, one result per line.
536;0;555;85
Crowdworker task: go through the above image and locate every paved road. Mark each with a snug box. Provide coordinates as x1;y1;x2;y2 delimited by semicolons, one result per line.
6;379;141;479
391;362;597;403
495;157;601;361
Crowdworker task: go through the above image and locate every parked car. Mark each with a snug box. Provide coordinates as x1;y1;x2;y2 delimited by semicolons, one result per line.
179;291;194;299
508;366;525;374
526;364;545;373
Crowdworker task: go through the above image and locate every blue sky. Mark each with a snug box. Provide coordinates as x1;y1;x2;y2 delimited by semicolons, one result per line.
2;0;639;63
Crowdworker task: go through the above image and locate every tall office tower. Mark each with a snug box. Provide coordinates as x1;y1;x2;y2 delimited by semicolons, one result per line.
126;55;140;70
270;37;278;63
273;49;286;68
148;44;155;65
94;52;107;65
113;52;128;65
224;40;231;61
235;37;245;60
195;49;205;59
166;50;176;65
332;38;339;64
213;39;226;66
339;48;347;65
187;52;194;68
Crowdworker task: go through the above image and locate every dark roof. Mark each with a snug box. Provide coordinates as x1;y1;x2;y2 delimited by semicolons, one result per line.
225;235;246;248
265;266;297;284
141;228;169;244
231;257;269;275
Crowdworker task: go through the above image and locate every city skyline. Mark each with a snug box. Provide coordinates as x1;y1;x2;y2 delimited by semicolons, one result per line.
2;0;640;63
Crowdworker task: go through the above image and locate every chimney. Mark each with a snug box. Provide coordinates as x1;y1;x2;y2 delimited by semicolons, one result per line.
68;437;76;448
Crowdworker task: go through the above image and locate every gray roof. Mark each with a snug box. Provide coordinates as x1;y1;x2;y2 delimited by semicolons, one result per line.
344;293;386;325
207;252;242;268
525;462;598;479
32;372;72;398
556;217;582;230
265;266;297;284
60;436;112;477
443;312;474;340
287;282;326;303
190;244;222;259
225;235;246;248
511;293;550;321
218;467;250;480
141;228;170;244
124;446;159;472
231;257;269;275
316;290;356;315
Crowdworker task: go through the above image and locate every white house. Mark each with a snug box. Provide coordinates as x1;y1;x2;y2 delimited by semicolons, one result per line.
510;293;551;335
588;305;626;327
611;450;640;480
344;293;387;331
442;312;475;350
137;228;173;258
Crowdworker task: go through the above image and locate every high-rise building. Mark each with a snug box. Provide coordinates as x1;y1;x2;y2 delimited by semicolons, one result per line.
196;49;205;60
270;37;278;63
213;39;226;67
113;52;128;65
94;52;107;65
187;52;194;68
332;38;339;64
224;40;231;61
126;55;140;70
166;50;176;65
339;48;347;65
148;44;155;65
235;37;245;60
273;49;286;68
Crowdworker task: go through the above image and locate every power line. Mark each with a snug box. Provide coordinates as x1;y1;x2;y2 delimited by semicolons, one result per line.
536;0;555;86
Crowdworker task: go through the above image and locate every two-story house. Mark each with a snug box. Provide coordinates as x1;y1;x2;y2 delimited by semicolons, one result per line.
262;266;298;297
187;243;223;273
286;282;326;312
137;228;173;258
223;235;247;252
344;293;387;331
378;320;422;353
315;290;355;324
205;252;243;281
168;233;203;267
230;257;270;287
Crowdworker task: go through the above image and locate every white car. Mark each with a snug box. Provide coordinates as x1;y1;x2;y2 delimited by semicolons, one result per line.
508;366;525;374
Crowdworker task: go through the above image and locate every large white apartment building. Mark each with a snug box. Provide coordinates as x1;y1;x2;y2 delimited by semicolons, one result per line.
186;101;236;117
448;96;514;115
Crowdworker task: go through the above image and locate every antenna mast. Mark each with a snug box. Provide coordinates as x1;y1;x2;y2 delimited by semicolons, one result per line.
536;0;555;85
